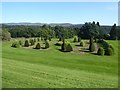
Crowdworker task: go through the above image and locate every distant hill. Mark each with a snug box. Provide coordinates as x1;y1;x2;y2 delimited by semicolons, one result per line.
1;23;112;34
1;22;83;27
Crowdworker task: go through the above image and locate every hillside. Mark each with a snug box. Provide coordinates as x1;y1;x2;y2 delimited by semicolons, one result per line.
2;39;118;88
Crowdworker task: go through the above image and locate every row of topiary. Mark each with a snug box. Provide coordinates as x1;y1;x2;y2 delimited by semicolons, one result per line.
34;41;49;49
11;38;50;49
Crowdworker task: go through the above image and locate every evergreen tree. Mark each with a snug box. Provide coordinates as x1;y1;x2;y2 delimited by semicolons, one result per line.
110;24;117;40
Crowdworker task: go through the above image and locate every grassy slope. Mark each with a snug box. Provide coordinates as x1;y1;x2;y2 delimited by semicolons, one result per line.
2;39;118;88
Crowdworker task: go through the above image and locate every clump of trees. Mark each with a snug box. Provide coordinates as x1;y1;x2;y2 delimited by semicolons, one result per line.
97;40;114;56
1;29;11;41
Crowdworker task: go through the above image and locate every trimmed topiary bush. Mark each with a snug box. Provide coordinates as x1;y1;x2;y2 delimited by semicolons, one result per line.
105;48;113;56
49;37;51;41
80;42;84;47
109;45;114;54
97;47;104;56
73;36;78;42
66;43;73;52
29;39;35;46
44;37;47;41
41;38;44;41
11;42;20;48
37;38;40;42
24;40;29;47
19;40;23;46
35;43;41;49
89;43;95;52
34;38;36;42
45;40;49;49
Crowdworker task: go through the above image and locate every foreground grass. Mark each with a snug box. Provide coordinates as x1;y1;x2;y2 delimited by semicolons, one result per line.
2;39;118;88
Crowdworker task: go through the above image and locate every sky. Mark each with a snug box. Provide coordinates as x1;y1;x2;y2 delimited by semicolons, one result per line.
1;2;118;25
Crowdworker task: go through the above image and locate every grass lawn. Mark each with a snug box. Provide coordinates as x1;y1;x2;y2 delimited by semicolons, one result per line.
2;38;118;88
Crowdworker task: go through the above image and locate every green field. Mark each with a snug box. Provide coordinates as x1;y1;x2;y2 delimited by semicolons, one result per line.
2;39;118;88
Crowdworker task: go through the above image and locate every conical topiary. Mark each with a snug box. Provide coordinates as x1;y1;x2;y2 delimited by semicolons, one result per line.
97;47;104;56
105;48;113;56
66;43;73;52
45;40;49;49
35;43;41;49
24;40;29;47
29;39;35;46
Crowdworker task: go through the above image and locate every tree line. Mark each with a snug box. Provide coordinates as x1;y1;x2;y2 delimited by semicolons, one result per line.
1;21;120;41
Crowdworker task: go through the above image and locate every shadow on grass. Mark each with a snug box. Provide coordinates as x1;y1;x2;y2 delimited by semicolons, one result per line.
75;45;80;46
80;48;90;52
91;52;98;55
33;47;47;49
58;49;71;52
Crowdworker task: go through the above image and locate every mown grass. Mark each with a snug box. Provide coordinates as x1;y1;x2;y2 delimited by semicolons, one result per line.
2;39;118;88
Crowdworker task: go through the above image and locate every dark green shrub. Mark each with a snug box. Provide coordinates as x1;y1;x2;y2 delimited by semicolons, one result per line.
89;37;95;52
49;37;51;41
19;40;23;45
24;40;29;47
78;37;81;42
34;38;36;42
29;39;35;46
89;43;95;52
11;42;20;48
97;40;109;50
97;47;104;56
80;42;84;47
35;43;41;49
66;43;73;52
105;48;113;56
59;37;62;41
109;45;114;54
41;38;44;41
45;40;49;49
73;36;78;42
44;37;47;41
37;38;40;42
